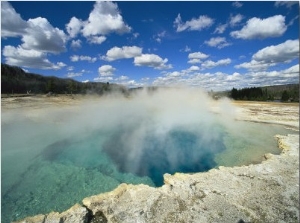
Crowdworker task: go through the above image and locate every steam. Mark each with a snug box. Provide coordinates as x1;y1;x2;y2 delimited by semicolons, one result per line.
1;87;288;187
43;87;239;185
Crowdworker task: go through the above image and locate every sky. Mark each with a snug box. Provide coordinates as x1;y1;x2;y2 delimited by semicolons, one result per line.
1;1;299;91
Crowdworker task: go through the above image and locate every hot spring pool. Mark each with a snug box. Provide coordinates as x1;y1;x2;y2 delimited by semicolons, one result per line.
1;116;295;222
2;89;298;222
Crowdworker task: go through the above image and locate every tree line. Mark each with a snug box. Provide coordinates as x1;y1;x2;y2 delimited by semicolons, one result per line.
230;85;299;102
1;63;126;95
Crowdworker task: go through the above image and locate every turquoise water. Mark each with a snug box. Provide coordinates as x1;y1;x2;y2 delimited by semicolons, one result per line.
1;114;295;222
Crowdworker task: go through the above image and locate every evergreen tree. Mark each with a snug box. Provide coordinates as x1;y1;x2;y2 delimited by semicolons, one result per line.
281;90;289;102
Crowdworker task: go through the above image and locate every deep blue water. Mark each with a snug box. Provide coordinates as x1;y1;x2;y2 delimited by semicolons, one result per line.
103;126;226;186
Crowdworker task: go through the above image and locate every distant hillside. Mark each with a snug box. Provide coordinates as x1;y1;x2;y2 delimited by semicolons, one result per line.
1;63;127;95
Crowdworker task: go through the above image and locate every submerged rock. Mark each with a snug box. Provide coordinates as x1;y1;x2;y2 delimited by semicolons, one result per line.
14;134;299;223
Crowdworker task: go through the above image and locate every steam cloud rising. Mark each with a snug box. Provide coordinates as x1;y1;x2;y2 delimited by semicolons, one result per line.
2;87;295;223
39;87;238;185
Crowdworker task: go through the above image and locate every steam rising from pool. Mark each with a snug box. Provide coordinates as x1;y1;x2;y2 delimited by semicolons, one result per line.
1;87;294;222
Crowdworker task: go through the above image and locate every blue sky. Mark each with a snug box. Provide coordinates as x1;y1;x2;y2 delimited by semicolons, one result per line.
1;1;299;91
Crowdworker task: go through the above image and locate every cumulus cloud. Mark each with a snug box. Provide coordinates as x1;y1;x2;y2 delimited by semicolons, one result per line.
188;66;200;71
71;39;82;49
116;75;129;81
87;35;107;44
174;14;214;32
3;45;66;70
188;52;209;64
1;2;67;70
98;65;116;76
204;37;231;49
235;60;274;71
235;39;299;71
113;76;142;88
252;39;299;63
93;74;143;88
66;17;83;38
152;64;298;91
201;58;232;70
70;55;97;63
134;54;172;70
1;1;27;37
103;46;142;61
65;2;131;45
94;76;114;83
22;17;67;53
82;1;131;37
230;15;287;39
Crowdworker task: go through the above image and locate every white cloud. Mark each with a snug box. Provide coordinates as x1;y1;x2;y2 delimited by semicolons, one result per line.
1;1;27;37
201;58;232;69
274;1;298;8
66;17;82;38
133;33;139;38
57;62;66;67
22;17;67;53
252;39;299;63
154;31;166;43
213;14;243;34
116;75;129;81
229;14;244;27
188;59;201;64
188;66;200;71
98;65;116;76
70;55;97;63
67;66;74;71
214;23;227;34
94;76;114;82
188;52;209;60
3;45;65;70
174;13;214;32
87;35;106;44
235;39;299;71
71;39;82;49
1;2;67;70
204;37;231;49
134;54;172;70
82;1;131;37
180;45;191;52
235;60;274;71
232;1;243;8
67;72;83;78
151;64;298;91
103;46;142;61
188;52;209;64
114;75;144;87
231;15;287;39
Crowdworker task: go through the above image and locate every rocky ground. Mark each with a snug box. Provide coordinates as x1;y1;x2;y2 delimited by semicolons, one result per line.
3;95;299;223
